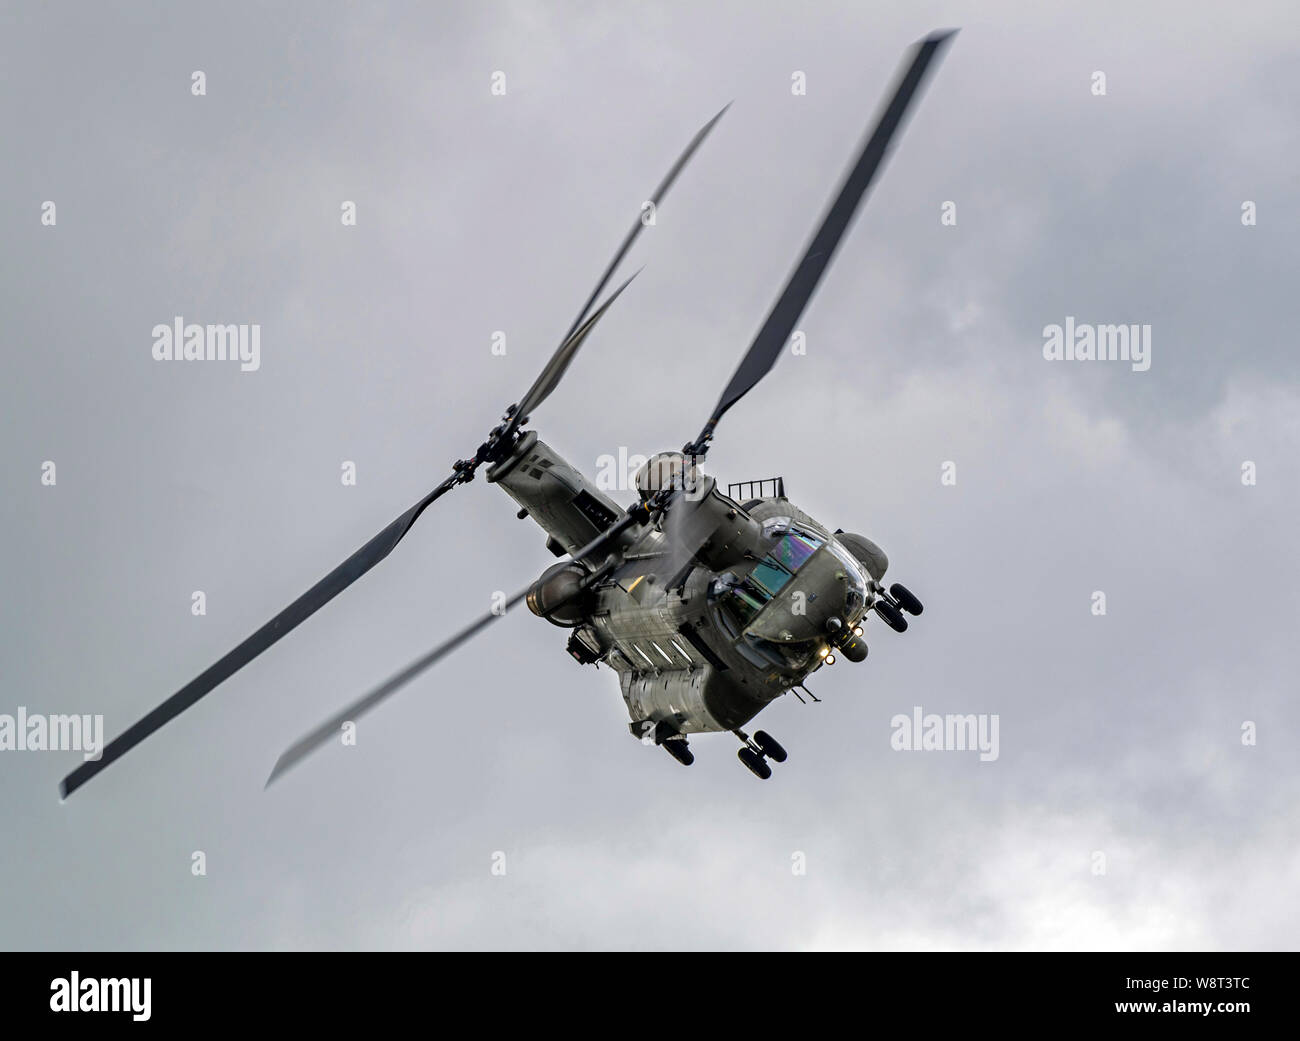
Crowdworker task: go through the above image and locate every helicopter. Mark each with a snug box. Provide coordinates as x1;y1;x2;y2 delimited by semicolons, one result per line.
60;28;954;797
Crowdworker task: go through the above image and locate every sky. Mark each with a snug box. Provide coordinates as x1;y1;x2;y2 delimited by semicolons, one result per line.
1;0;1297;950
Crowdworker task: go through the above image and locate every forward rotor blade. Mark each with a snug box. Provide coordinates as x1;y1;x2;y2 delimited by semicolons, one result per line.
612;485;709;596
59;474;463;799
263;584;533;788
691;29;955;452
265;507;648;786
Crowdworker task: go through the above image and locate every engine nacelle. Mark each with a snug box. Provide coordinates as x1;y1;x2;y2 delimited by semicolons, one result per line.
526;561;591;627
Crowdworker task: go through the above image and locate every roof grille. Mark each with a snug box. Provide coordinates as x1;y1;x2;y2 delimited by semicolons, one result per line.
726;477;785;501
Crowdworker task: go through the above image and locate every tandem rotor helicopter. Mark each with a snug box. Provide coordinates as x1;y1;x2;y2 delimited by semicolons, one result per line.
61;29;954;796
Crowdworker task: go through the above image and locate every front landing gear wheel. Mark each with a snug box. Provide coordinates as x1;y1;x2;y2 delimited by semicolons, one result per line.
874;599;908;632
738;747;772;779
753;730;787;763
664;739;694;766
890;583;924;616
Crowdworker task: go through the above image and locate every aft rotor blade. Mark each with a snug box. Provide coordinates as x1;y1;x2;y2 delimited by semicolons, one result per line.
504;105;728;441
561;103;729;345
59;474;463;799
692;30;956;452
510;270;640;428
265;508;647;786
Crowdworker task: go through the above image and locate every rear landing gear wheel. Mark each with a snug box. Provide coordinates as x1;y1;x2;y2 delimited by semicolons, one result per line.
890;583;924;616
753;730;787;763
664;739;694;766
874;599;908;633
738;747;772;779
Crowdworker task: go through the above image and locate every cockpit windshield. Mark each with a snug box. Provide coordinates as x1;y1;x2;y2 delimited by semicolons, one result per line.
769;530;820;573
710;525;824;633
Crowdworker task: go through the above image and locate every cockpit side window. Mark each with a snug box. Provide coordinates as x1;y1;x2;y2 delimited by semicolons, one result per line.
749;559;790;597
710;526;825;632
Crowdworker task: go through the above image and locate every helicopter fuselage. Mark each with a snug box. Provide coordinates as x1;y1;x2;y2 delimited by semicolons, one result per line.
488;435;888;748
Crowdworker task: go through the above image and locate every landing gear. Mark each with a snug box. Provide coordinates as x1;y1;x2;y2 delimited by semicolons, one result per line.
737;747;772;779
868;579;924;634
753;730;787;763
890;583;924;616
645;720;694;766
637;722;789;777
663;738;694;766
734;728;785;779
874;599;908;632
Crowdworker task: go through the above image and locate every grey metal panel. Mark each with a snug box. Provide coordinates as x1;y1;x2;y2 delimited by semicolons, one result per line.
489;437;625;556
745;545;856;641
621;667;718;734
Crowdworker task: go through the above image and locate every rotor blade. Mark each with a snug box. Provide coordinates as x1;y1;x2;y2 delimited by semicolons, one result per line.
502;104;728;441
613;479;771;599
265;506;648;786
691;29;955;452
561;103;730;346
59;473;463;800
60;109;729;801
613;486;707;595
510;269;640;428
263;583;533;788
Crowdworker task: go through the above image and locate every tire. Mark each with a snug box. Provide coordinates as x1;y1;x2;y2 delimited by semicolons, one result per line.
664;740;694;766
890;583;924;616
738;747;772;779
753;730;788;763
874;599;908;633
